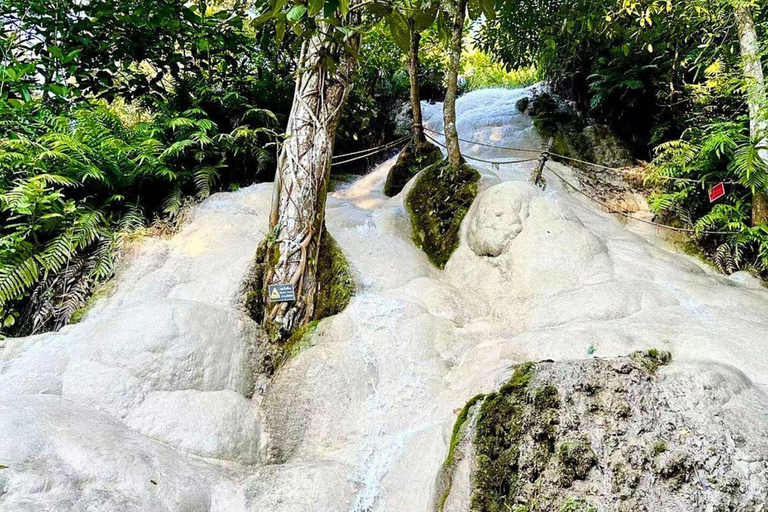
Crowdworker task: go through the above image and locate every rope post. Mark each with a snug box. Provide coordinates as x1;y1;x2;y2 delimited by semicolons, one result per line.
530;136;554;185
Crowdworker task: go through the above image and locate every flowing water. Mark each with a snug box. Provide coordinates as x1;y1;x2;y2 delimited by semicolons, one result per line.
2;88;768;511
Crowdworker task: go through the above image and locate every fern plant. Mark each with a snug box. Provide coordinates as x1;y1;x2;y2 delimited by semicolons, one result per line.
649;121;768;276
0;99;275;336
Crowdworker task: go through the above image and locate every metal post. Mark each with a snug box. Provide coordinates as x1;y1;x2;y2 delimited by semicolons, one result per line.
529;136;554;185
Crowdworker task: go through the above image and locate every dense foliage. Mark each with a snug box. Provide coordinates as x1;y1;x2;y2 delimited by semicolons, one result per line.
0;0;280;334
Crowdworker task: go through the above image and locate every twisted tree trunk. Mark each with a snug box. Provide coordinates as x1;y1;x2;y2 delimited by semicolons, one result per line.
443;0;469;170
408;19;426;144
735;3;768;226
263;21;361;339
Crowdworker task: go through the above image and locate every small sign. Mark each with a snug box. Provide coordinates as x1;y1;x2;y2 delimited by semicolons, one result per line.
709;182;726;202
268;284;296;303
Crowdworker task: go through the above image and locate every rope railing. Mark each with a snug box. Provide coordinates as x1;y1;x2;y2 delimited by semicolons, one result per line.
331;135;410;167
543;164;738;235
547;151;738;185
424;133;540;165
423;127;543;154
329;128;737;235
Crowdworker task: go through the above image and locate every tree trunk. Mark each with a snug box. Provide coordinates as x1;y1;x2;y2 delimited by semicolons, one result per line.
443;0;469;171
263;25;361;339
735;3;768;226
408;19;425;144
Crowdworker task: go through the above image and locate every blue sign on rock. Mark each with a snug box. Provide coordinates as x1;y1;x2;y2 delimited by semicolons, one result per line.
268;284;296;303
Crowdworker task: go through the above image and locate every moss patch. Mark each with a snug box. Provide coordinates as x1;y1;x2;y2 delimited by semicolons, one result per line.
630;349;671;375
472;363;562;512
529;92;632;169
384;139;444;197
243;229;355;369
313;230;355;321
281;320;319;365
406;160;481;269
244;240;269;324
436;393;486;512
70;280;117;324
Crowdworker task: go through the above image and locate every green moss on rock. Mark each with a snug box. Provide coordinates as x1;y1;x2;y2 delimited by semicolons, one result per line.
313;230;355;321
436;393;486;512
558;440;597;486
384;139;443;197
282;320;319;365
471;363;561;512
243;229;355;368
630;349;671;375
406;160;481;269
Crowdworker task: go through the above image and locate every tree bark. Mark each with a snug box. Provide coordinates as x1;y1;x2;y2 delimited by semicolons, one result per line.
735;3;768;226
408;19;425;144
263;21;361;339
443;0;469;171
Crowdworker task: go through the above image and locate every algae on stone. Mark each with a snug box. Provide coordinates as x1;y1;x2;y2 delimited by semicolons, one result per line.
527;92;632;169
313;230;355;321
384;140;444;197
435;393;485;512
406;160;481;269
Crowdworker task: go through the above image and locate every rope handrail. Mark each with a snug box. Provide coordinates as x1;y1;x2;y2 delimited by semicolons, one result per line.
329;128;737;235
547;151;738;185
332;135;410;160
424;133;540;165
331;136;409;167
424;127;543;154
543;164;738;235
422;126;736;186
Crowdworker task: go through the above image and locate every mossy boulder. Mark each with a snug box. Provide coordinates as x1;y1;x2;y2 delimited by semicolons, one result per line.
472;363;561;512
445;351;768;511
384;139;444;197
529;92;632;169
406;160;481;269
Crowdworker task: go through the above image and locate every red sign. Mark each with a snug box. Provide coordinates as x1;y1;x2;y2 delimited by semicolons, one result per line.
709;182;725;202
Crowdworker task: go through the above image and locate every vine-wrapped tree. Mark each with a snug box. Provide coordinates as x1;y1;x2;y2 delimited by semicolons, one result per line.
258;1;362;339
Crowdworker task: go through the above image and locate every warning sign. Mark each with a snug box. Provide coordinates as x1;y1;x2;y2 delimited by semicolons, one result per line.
709;182;726;202
268;284;296;303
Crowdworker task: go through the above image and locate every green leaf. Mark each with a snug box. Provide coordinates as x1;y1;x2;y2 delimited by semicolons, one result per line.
308;0;324;16
413;5;438;32
389;11;410;52
467;0;482;21
275;19;286;45
47;46;64;59
479;0;495;20
287;5;307;21
324;0;340;18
